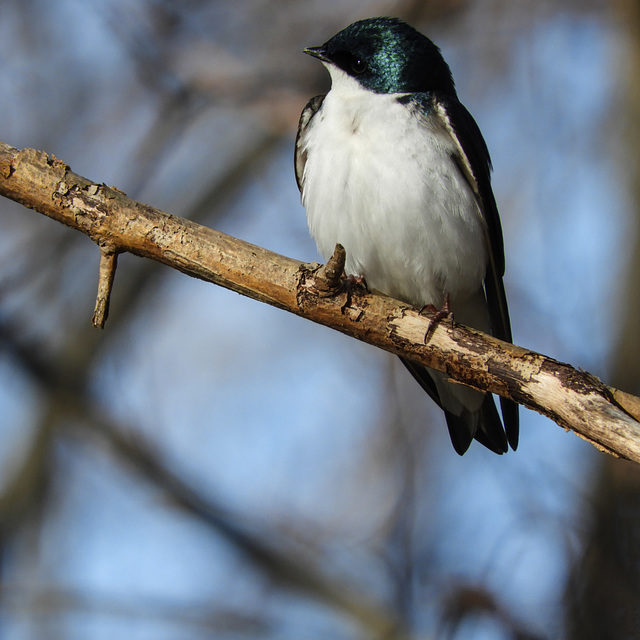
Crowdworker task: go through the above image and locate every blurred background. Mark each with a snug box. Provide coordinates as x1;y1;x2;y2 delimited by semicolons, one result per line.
1;0;639;638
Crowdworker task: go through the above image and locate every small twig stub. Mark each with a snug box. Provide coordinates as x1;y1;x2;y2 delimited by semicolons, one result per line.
92;249;119;329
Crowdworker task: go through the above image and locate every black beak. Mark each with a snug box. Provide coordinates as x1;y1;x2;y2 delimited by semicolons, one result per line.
303;46;331;63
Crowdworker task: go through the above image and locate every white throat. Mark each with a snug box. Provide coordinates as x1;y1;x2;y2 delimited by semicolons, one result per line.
322;63;371;98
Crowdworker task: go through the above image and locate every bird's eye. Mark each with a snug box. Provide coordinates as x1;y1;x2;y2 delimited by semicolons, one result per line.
351;58;367;74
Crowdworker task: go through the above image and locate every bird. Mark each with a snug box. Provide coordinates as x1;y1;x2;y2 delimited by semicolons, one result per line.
295;17;518;455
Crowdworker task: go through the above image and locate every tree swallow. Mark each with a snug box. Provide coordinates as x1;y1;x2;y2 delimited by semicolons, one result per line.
295;17;518;455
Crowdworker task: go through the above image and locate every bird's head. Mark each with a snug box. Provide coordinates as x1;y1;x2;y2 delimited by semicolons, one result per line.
304;17;456;95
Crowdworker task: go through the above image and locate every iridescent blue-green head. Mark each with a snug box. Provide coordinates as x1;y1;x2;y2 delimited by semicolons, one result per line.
304;17;456;95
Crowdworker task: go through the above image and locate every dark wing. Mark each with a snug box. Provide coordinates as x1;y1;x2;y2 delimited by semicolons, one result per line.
295;95;325;192
435;93;519;450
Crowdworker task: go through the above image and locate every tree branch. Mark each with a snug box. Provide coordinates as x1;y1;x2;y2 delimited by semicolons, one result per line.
1;140;639;461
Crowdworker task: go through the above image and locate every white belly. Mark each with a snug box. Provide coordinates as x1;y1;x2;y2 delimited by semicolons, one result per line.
299;84;489;311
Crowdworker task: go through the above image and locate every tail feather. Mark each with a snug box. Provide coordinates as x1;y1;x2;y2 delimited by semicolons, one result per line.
400;357;513;455
500;396;519;450
471;395;508;454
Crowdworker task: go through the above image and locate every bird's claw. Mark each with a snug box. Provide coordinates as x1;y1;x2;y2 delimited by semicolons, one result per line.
420;294;453;342
341;274;367;311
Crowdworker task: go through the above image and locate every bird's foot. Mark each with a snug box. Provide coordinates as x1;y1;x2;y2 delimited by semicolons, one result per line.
420;294;453;342
341;274;368;311
312;245;367;311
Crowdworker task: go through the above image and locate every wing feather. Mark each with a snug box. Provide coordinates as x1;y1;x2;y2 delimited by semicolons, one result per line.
295;95;325;192
434;93;519;449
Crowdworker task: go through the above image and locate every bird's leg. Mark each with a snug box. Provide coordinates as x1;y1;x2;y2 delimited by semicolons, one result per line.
342;274;368;311
420;293;453;342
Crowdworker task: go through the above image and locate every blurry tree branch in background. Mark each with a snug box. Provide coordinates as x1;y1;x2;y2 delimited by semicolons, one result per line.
0;281;408;640
2;140;640;464
566;2;640;638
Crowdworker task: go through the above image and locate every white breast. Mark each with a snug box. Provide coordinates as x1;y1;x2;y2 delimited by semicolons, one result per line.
298;67;489;312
